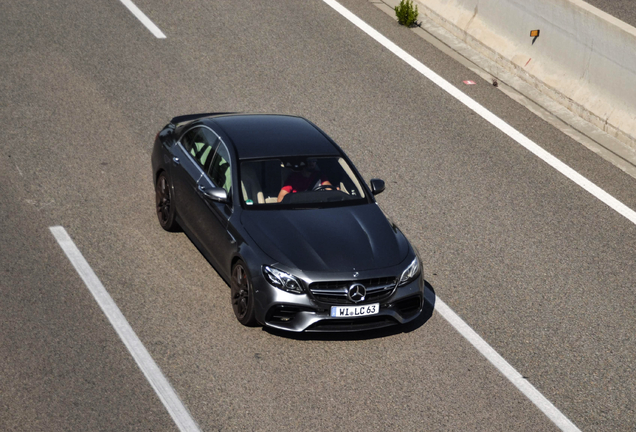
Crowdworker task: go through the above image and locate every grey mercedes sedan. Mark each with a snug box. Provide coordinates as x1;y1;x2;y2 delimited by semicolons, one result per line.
152;113;424;332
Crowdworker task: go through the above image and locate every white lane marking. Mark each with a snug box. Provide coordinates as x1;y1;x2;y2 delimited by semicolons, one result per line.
119;0;166;39
323;0;636;227
323;1;586;430
425;289;580;432
49;226;200;432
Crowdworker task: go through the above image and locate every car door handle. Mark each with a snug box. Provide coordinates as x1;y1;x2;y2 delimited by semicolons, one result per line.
172;157;180;165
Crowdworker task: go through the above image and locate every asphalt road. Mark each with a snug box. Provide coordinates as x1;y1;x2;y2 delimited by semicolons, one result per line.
1;0;635;431
583;0;636;29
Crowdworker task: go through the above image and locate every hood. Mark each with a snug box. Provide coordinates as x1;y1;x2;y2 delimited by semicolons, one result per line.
241;204;409;272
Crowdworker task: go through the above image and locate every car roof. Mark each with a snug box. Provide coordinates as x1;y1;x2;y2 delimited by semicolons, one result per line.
203;114;341;160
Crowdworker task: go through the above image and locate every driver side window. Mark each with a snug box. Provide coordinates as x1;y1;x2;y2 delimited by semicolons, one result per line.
208;142;232;194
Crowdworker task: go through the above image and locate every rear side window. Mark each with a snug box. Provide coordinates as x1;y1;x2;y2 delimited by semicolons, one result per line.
180;127;219;170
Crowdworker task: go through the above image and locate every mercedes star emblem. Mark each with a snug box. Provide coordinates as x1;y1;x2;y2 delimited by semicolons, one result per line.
348;283;366;303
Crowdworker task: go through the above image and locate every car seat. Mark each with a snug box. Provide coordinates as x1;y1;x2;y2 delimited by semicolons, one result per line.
240;165;264;204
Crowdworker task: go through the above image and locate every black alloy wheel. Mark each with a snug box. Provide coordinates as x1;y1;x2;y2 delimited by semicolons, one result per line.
155;172;179;232
231;261;257;326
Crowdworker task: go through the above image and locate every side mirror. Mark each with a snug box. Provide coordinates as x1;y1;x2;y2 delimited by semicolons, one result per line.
370;179;385;195
198;185;229;203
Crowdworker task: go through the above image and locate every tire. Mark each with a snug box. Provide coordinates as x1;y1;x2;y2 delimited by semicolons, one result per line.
230;260;257;326
155;171;180;232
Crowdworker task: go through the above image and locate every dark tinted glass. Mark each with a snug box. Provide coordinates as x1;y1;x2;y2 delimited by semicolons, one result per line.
208;143;232;193
180;127;219;170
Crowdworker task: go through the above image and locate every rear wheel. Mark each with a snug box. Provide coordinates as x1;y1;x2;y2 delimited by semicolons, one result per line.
155;172;180;232
231;261;257;326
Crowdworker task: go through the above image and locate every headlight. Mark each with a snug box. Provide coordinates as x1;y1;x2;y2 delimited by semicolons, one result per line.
397;256;421;286
263;266;303;294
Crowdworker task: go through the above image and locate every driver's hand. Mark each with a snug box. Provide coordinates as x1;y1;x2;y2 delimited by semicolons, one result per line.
277;188;290;202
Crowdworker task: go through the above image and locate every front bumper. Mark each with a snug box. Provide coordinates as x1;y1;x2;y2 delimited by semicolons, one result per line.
252;271;425;332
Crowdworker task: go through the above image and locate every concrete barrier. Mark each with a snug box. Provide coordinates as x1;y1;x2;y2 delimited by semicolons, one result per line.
414;0;636;148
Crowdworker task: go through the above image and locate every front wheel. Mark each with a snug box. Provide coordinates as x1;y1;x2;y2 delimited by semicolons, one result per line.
231;261;257;326
155;171;180;232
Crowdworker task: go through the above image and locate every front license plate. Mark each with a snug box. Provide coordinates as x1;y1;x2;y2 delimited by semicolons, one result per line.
331;303;379;318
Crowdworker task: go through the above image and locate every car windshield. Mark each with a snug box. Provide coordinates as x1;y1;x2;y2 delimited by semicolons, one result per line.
239;156;369;209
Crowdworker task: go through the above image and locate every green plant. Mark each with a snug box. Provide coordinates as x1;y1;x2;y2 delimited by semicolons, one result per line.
395;0;419;27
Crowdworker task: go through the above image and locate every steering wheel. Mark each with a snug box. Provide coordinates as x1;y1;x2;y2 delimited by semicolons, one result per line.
312;184;336;192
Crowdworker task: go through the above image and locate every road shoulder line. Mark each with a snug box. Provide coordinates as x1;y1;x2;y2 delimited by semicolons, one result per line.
119;0;166;38
425;288;581;432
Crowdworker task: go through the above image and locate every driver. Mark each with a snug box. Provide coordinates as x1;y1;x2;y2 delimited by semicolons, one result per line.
277;158;334;202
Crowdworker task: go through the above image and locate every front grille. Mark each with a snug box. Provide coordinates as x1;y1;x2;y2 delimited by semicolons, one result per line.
306;316;397;332
308;277;396;305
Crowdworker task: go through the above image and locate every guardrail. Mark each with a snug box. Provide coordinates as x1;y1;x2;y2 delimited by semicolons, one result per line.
415;0;636;148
